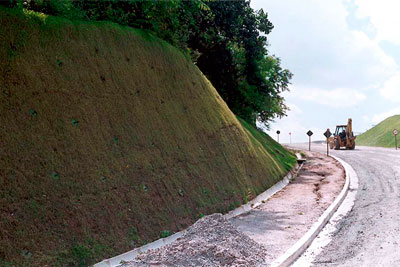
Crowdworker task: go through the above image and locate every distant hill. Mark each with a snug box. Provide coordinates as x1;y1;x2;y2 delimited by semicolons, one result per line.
0;7;296;266
356;115;400;148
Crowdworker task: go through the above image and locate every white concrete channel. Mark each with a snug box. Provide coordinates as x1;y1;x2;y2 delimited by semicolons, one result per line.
271;155;359;267
94;161;304;267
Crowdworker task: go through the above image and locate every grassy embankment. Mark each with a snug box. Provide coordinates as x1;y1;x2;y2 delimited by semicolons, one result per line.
0;7;296;266
356;115;400;148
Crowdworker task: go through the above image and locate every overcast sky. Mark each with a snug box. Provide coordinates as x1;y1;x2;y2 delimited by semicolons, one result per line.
251;0;400;143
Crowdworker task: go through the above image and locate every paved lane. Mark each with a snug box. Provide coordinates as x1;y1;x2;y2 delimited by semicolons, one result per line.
290;144;400;266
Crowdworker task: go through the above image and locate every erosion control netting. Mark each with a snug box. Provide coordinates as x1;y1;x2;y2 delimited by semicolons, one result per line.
120;214;267;267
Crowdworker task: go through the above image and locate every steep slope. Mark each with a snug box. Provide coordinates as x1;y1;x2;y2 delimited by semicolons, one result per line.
0;8;296;266
356;115;400;148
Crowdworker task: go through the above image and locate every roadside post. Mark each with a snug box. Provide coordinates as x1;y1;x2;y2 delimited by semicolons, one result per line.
276;130;281;143
307;130;313;151
324;128;332;156
394;129;398;150
289;132;292;144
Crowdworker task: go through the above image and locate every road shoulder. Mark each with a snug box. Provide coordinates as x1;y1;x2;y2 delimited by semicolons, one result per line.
229;151;345;266
292;155;359;267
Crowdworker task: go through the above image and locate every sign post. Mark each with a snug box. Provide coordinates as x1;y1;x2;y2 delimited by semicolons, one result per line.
276;130;281;143
307;130;313;151
394;129;398;150
323;128;332;156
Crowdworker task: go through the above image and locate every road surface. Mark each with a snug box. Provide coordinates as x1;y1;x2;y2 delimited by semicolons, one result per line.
290;143;400;266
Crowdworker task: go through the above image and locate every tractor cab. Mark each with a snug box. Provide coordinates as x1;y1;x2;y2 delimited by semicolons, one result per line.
334;125;347;141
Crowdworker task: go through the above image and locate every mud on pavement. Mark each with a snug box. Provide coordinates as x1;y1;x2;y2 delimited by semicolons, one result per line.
120;151;345;266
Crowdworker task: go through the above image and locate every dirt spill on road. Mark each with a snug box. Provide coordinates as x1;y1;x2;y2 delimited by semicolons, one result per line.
230;151;345;264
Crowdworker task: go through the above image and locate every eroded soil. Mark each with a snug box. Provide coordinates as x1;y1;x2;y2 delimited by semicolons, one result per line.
229;151;345;264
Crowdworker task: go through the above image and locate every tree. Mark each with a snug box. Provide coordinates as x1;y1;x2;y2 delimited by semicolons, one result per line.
186;1;291;126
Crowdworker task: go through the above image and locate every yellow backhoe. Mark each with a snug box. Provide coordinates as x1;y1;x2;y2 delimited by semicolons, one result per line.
329;118;356;150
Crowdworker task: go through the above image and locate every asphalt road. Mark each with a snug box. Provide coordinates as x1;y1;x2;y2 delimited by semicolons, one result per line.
289;143;400;266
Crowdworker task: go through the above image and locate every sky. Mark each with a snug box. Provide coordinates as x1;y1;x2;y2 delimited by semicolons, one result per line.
251;0;400;143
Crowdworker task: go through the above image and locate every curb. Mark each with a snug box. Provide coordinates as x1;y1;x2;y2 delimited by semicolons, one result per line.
94;163;303;267
270;154;358;267
93;232;184;267
292;155;359;266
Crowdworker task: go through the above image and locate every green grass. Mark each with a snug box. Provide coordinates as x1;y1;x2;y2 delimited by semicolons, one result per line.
356;115;400;148
238;117;297;172
0;6;296;266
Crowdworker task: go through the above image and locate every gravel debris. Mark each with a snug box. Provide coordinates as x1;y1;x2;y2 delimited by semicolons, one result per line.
120;214;267;267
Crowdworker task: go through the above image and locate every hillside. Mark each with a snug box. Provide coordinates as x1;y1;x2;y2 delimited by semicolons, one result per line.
356;115;400;148
0;8;296;266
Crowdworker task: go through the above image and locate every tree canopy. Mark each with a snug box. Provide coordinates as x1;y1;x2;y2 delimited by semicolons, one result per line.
4;0;292;127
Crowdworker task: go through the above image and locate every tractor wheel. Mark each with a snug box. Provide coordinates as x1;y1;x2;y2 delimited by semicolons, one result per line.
349;142;355;150
335;139;340;150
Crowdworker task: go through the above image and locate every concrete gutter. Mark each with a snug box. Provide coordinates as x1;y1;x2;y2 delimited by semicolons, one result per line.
94;162;303;267
270;154;359;267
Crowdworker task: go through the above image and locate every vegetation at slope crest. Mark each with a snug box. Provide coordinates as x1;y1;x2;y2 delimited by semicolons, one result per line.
3;0;293;127
0;7;296;266
356;115;400;148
